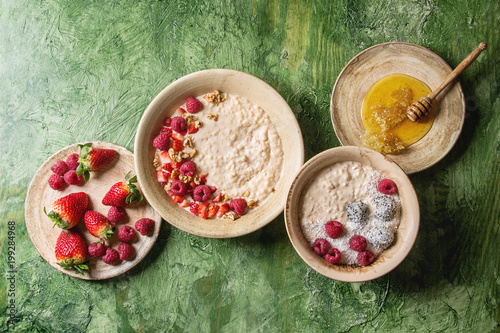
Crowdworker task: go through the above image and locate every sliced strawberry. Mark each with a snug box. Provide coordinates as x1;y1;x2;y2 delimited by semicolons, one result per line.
162;163;173;172
209;186;217;193
179;201;190;208
172;140;184;151
190;202;199;215
172;161;183;169
157;171;170;183
216;203;230;218
212;193;223;203
164;117;172;127
172;195;184;204
177;107;186;114
207;205;220;218
171;132;184;141
187;123;199;134
200;174;208;185
160;151;172;163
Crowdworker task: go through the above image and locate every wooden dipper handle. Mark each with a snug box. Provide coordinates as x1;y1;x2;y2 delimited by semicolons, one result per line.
429;42;487;100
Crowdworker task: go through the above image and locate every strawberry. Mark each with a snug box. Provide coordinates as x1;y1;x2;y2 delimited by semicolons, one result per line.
207;205;219;218
55;230;89;275
45;192;88;230
216;203;230;218
84;211;114;239
172;139;184;151
157;170;170;183
102;172;143;207
187;123;199;134
76;143;117;182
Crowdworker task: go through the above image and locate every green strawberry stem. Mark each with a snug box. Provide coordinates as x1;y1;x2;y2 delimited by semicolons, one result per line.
124;171;144;205
57;258;89;275
44;207;70;231
76;143;93;182
101;227;115;240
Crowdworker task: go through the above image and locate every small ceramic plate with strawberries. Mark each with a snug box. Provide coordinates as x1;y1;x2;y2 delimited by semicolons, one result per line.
25;141;161;280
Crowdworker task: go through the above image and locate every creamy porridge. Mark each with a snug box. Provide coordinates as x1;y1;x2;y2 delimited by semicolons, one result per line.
152;91;284;219
299;161;401;265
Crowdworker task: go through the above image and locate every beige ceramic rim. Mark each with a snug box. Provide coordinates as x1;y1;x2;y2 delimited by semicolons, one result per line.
331;42;466;174
134;69;304;238
25;141;161;280
285;146;420;282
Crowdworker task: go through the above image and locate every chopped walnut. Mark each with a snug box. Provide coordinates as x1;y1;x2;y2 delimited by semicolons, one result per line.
207;113;218;121
243;191;250;198
153;154;161;169
179;175;192;183
194;120;203;128
221;193;231;204
184;136;194;148
164;183;171;191
193;175;201;185
204;90;226;105
223;212;239;220
188;149;197;158
247;200;259;209
183;114;199;125
171;169;180;179
181;152;190;160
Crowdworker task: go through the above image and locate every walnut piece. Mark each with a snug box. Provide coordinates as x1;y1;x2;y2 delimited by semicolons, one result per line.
204;90;226;105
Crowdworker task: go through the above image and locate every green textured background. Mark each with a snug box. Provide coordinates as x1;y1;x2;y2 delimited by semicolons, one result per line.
1;0;499;332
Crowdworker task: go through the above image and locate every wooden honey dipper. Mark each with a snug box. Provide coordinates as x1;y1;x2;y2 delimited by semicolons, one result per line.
406;42;487;122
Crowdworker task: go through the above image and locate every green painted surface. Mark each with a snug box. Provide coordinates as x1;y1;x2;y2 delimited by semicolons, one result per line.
1;0;499;332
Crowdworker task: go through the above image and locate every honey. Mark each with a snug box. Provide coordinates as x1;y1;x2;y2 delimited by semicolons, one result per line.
361;74;434;154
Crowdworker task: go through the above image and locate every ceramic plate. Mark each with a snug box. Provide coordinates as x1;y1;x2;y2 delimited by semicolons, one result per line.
331;42;465;174
25;141;161;280
135;69;304;238
285;146;419;282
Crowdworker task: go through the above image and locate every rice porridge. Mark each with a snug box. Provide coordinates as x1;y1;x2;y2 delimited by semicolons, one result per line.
152;91;284;219
299;161;401;265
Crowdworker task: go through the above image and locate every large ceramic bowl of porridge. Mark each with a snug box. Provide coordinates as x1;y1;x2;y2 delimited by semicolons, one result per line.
135;69;304;238
285;146;419;282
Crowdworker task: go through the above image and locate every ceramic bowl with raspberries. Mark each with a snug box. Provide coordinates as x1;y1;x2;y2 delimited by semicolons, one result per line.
134;69;304;238
285;146;419;282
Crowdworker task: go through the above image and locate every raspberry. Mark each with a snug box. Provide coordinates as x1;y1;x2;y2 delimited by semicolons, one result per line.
172;161;183;169
192;185;211;202
51;160;69;176
160;127;173;137
185;96;203;114
118;225;136;243
170;180;187;196
66;153;80;170
48;174;65;190
63;169;84;185
172;139;184;151
325;248;341;264
229;198;247;216
108;206;127;223
346;201;368;226
312;238;331;256
378;179;398;195
349;235;367;252
325;221;343;239
171;116;186;133
180;161;196;177
88;242;106;258
135;218;154;236
357;250;375;266
102;248;120;265
164;117;172;127
118;243;134;261
153;133;170;151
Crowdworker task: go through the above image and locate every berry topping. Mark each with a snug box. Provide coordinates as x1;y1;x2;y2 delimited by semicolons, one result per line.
51;160;69;176
349;235;367;252
135;218;154;236
63;169;84;185
366;226;394;248
102;248;120;265
117;225;135;243
192;185;211;202
312;238;331;256
170;180;187;196
378;179;398;195
48;174;65;190
153;133;170;151
357;250;375;266
180;161;196;177
66;153;80;170
172;139;184;151
185;96;203;114
88;242;106;258
171;116;187;133
325;221;343;239
325;248;341;264
190;202;199;215
346;201;368;226
164;117;172;127
229;198;247;216
107;206;127;223
160;127;173;137
118;243;134;261
373;196;397;221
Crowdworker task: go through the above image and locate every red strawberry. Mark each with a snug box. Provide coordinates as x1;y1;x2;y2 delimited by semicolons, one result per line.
45;192;88;230
172;139;184;151
84;211;114;239
216;203;230;218
76;143;117;182
102;172;143;207
186;97;203;113
55;230;89;275
187;123;199;134
207;205;219;218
